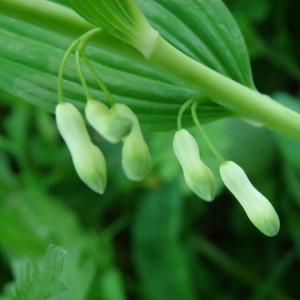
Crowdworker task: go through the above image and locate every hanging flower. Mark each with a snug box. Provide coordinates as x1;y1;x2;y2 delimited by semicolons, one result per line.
220;161;280;237
85;100;132;144
56;102;107;194
112;103;151;181
173;129;216;201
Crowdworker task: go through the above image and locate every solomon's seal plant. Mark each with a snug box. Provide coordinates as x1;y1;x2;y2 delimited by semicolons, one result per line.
50;0;300;237
2;0;299;237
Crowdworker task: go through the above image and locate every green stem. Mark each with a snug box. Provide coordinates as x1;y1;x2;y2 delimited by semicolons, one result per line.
82;55;116;105
191;103;225;164
75;46;92;100
75;27;116;105
57;28;101;103
57;38;80;103
0;0;92;37
76;50;92;99
149;36;300;141
177;98;194;129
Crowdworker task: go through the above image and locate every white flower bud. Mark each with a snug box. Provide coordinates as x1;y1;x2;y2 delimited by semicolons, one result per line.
56;103;107;194
220;161;280;237
173;129;216;201
85;100;132;143
112;104;151;181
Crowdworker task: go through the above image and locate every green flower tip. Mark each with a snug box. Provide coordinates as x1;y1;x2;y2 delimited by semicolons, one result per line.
173;129;216;202
68;0;159;58
220;161;280;237
112;104;151;181
85;100;132;143
56;102;107;194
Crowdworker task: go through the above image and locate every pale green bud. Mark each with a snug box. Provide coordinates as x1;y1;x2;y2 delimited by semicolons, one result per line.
56;103;107;194
173;129;216;202
220;161;280;237
85;100;132;144
121;131;151;181
112;104;151;181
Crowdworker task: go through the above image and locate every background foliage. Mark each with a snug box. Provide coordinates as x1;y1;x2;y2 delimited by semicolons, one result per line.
0;0;300;299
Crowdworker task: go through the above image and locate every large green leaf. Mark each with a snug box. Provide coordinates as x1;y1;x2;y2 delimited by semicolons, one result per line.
0;0;252;131
138;0;254;87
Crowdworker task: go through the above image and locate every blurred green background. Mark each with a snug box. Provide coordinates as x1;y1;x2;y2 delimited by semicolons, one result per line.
0;0;299;299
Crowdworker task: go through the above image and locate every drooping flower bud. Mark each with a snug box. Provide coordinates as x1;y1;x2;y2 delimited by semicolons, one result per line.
220;161;280;237
173;129;216;202
85;100;132;144
68;0;159;58
56;103;107;194
112;104;151;181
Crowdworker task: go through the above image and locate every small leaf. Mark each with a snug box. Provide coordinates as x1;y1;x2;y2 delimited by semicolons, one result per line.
10;246;67;300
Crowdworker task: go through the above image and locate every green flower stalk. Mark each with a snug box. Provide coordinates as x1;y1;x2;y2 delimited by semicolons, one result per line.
85;100;132;144
173;129;216;202
112;104;151;181
68;0;300;141
220;161;280;237
56;102;107;194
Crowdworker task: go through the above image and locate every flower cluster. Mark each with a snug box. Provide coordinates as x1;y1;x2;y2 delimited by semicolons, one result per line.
172;101;280;237
56;28;151;195
56;100;151;194
56;24;280;237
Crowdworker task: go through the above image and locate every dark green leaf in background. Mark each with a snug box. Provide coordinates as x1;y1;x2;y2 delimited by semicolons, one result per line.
133;184;195;300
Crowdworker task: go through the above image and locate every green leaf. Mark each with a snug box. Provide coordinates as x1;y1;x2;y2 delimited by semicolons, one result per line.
0;0;251;131
9;246;67;300
0;190;97;300
137;0;254;87
67;0;253;87
97;268;126;300
133;184;196;300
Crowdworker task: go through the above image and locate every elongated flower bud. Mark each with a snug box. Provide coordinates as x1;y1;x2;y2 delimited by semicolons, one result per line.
173;129;216;202
68;0;159;58
85;100;132;143
56;103;107;194
220;161;280;237
112;104;151;181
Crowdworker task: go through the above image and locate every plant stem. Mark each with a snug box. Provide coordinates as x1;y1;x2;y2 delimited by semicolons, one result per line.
57;28;101;103
149;36;300;141
0;0;92;37
57;39;80;103
191;103;225;164
75;45;92;100
177;99;194;129
81;55;116;106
